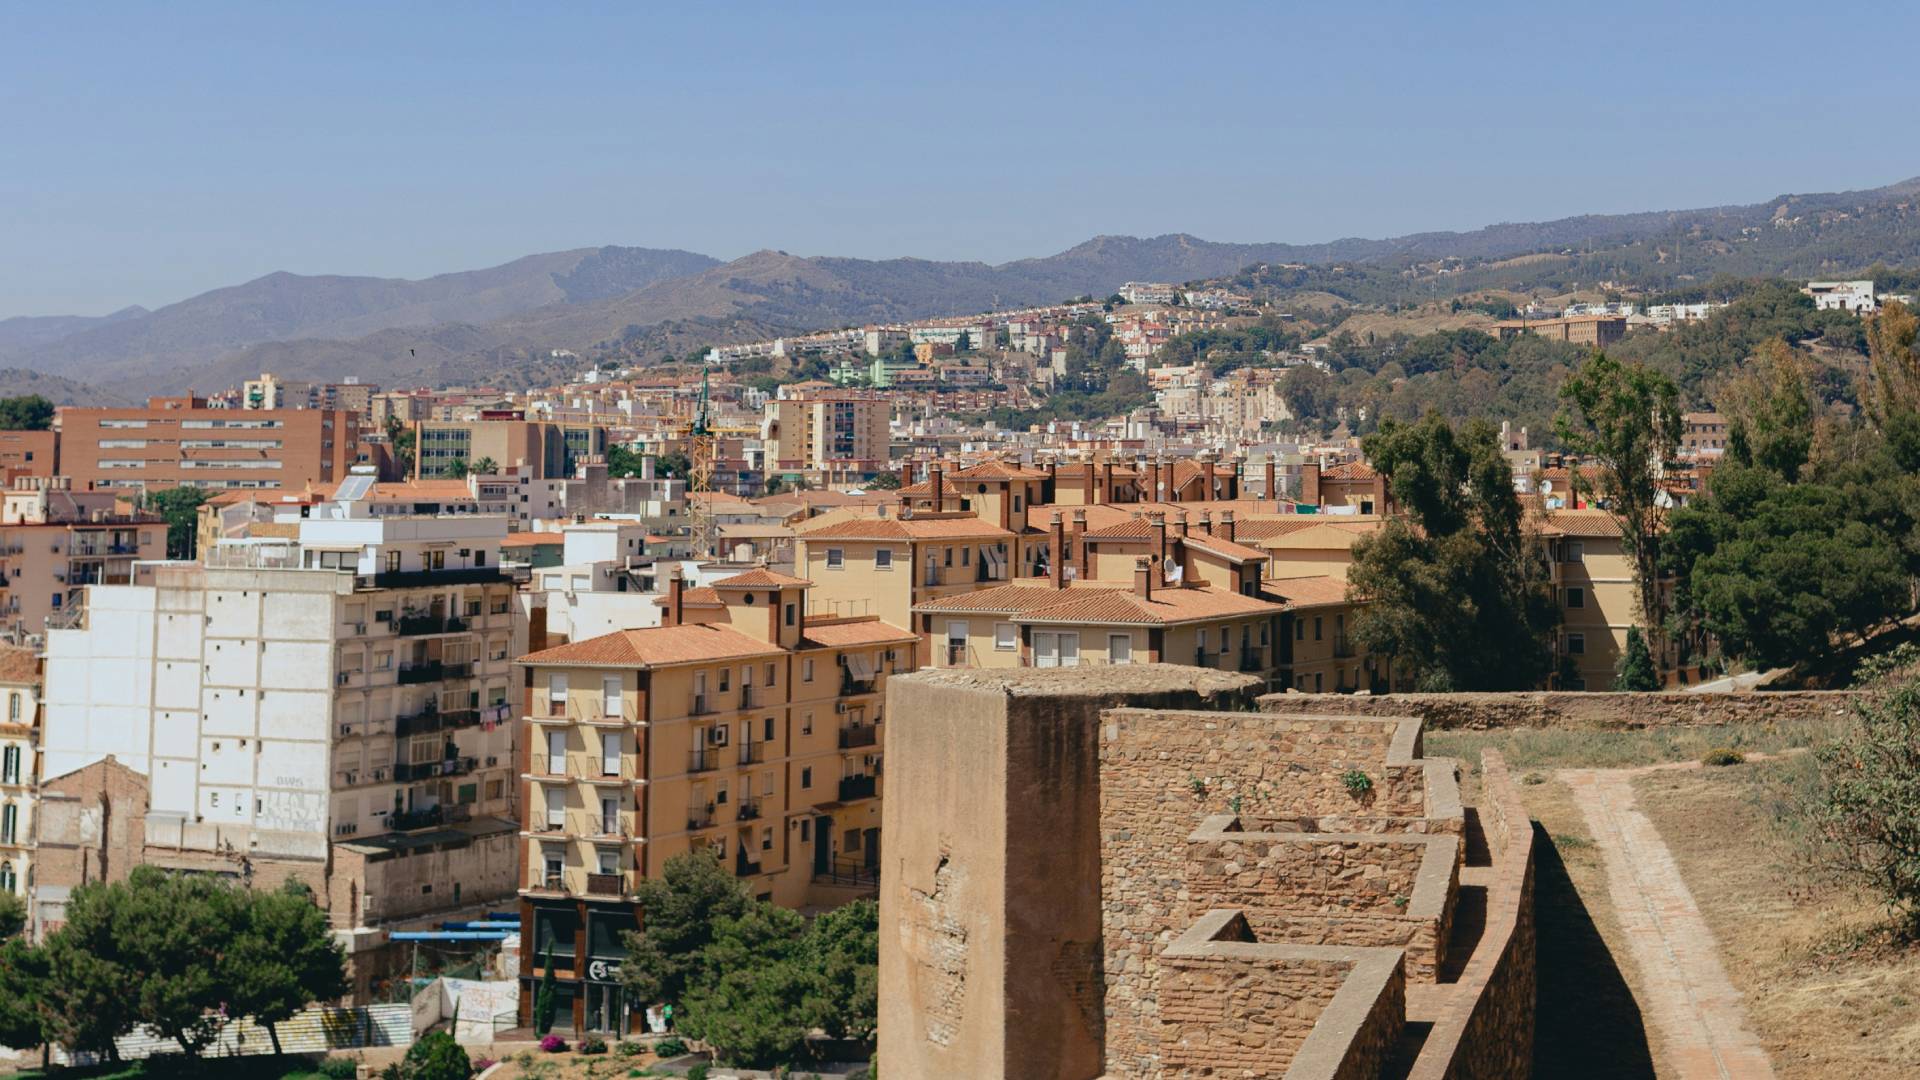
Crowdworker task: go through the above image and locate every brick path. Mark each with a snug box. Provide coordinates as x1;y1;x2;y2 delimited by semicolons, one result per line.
1561;767;1776;1080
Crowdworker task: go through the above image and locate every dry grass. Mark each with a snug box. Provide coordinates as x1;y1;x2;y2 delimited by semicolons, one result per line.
1634;759;1920;1079
1426;719;1831;773
486;1043;662;1079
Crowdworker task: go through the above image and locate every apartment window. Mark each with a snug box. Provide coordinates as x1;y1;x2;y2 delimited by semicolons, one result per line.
801;711;813;736
1;746;18;784
993;623;1017;651
1567;633;1586;655
549;673;569;705
785;602;796;627
1314;617;1323;641
874;548;893;570
386;551;402;574
802;658;814;682
765;662;776;687
1109;634;1133;664
1565;587;1585;609
763;716;775;742
800;819;811;842
1563;541;1585;563
825;548;845;570
1295;620;1304;641
5;695;16;723
801;766;813;789
762;827;774;852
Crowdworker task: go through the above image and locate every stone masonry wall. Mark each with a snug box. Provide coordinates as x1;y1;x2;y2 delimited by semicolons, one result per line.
1407;750;1537;1080
1098;708;1429;1075
1263;688;1859;730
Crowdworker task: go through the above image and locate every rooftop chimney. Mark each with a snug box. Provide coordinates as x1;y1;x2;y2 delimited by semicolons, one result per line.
929;462;945;513
899;460;914;491
1219;510;1236;544
1300;460;1322;506
1197;510;1213;536
1148;510;1167;564
1264;457;1277;504
664;565;685;627
1099;460;1114;506
1071;508;1089;579
1133;555;1154;599
1048;512;1065;590
1172;510;1189;540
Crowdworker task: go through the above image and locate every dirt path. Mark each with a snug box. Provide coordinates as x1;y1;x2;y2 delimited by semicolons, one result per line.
1562;766;1777;1080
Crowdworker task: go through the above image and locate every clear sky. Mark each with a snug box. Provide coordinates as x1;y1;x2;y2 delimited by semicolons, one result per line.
4;1;1917;318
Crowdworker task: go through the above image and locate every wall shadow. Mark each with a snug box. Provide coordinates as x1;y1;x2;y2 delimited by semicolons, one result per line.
1531;822;1657;1078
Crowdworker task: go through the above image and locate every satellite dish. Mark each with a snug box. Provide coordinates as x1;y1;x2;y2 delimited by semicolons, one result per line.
1539;480;1554;496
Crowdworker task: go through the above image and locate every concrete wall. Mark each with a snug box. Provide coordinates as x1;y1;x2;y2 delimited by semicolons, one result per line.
877;666;1264;1080
1260;688;1859;730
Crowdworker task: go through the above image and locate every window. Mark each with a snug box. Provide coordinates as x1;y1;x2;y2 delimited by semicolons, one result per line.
1564;587;1585;609
994;623;1017;651
1109;634;1133;664
1;746;17;785
800;766;813;789
766;662;776;687
801;712;813;736
1033;631;1079;668
785;602;796;627
1314;617;1323;641
802;658;814;682
825;548;845;570
874;548;893;570
1567;633;1586;655
1295;620;1304;641
6;695;16;723
764;716;775;741
1563;541;1585;563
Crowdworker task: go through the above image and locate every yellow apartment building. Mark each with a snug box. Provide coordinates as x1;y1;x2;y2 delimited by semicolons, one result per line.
1538;509;1656;689
795;509;1019;627
1262;576;1398;694
513;567;914;1036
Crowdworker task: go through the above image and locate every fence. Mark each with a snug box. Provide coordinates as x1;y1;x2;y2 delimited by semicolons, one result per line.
53;1003;413;1065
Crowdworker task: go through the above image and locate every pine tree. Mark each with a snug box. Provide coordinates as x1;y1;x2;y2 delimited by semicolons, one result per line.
1614;627;1659;691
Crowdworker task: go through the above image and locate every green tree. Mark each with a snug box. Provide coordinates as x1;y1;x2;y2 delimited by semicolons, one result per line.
0;938;51;1055
1724;339;1815;479
954;331;971;353
0;396;54;431
1802;666;1920;929
618;851;752;1009
803;899;878;1041
0;889;24;938
1347;413;1560;690
1556;352;1682;664
383;415;417;477
469;456;497;476
606;442;649;478
1614;627;1659;691
445;457;469;479
225;881;349;1053
144;487;212;560
865;472;901;491
401;1030;472;1080
657;451;693;479
678;903;818;1069
534;942;556;1036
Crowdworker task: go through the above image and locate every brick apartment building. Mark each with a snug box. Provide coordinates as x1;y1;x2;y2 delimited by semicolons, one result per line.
57;397;361;493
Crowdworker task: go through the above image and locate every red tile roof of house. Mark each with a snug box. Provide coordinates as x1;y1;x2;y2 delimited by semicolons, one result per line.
1533;509;1627;538
519;623;785;668
797;515;1015;541
1181;534;1272;564
914;581;1281;626
0;645;39;685
711;568;812;589
799;617;918;649
1260;576;1352;609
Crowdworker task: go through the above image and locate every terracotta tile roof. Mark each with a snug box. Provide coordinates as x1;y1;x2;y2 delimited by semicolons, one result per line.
1233;517;1337;542
951;460;1048;480
1534;510;1627;538
1261;576;1352;609
519;623;784;668
797;515;1014;541
1257;521;1382;548
895;478;966;498
1181;534;1272;563
0;645;39;685
1084;517;1157;540
800;617;918;648
1320;461;1378;481
500;532;563;547
914;581;1281;626
711;568;812;589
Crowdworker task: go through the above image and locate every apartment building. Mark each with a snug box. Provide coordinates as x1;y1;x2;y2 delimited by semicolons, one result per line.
0;645;41;901
795;509;1018;628
1680;411;1729;458
0;478;167;636
411;419;609;481
1492;314;1628;348
41;487;523;932
514;568;916;1035
1262;576;1392;694
1539;509;1649;689
762;393;890;480
58;397;360;493
0;431;56;484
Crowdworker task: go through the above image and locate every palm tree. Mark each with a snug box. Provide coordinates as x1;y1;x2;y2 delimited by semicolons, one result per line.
471;456;497;476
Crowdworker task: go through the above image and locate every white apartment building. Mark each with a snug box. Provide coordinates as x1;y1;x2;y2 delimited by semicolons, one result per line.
1118;282;1176;304
41;484;523;928
1803;280;1878;313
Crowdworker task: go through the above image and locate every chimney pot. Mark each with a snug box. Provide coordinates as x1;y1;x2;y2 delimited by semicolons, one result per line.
1220;510;1236;544
1133;555;1153;599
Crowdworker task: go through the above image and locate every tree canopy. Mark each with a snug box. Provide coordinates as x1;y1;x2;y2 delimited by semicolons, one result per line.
0;396;55;431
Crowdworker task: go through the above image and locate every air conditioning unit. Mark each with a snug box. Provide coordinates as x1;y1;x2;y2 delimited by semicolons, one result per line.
354;622;367;635
710;726;729;746
485;755;499;767
343;770;357;784
834;702;848;714
372;767;388;781
339;723;353;736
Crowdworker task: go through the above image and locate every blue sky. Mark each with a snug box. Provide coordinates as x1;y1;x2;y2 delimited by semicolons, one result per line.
4;1;1917;318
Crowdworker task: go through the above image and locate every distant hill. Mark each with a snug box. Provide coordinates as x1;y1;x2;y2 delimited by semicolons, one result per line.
0;246;719;389
0;305;147;354
12;174;1920;394
0;368;129;406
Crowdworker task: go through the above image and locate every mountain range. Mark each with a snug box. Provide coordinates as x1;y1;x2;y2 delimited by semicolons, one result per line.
7;175;1920;397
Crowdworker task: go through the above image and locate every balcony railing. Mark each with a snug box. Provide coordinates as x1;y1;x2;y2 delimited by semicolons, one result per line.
1193;648;1216;669
1239;649;1266;673
739;687;760;709
737;742;764;766
690;694;718;716
585;872;629;897
397;662;443;685
840;671;877;696
735;850;762;877
396;613;469;636
388;806;446;832
736;796;762;822
839;724;879;749
393;756;477;782
687;803;716;830
688;747;720;774
839;774;877;802
1332;635;1356;659
814;856;878;889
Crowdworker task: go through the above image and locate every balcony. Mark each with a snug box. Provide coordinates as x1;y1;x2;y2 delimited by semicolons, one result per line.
689;694;718;716
397;661;443;685
735;850;762;877
1332;635;1356;659
1193;648;1216;669
840;671;877;696
839;724;879;749
1239;649;1266;673
739;686;761;710
814;856;878;890
387;806;446;832
396;613;469;636
688;747;720;774
687;803;716;830
393;756;477;782
736;796;762;822
394;705;481;738
838;774;877;802
585;872;629;898
361;567;512;590
737;742;765;766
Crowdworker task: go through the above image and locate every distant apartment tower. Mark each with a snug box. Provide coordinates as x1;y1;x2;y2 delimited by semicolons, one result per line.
0;478;167;635
411;419;609;481
762;394;890;480
42;483;523;934
0;431;56;485
58;397;360;493
0;645;41;903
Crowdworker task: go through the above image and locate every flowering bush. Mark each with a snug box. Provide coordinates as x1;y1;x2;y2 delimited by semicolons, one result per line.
539;1034;569;1053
